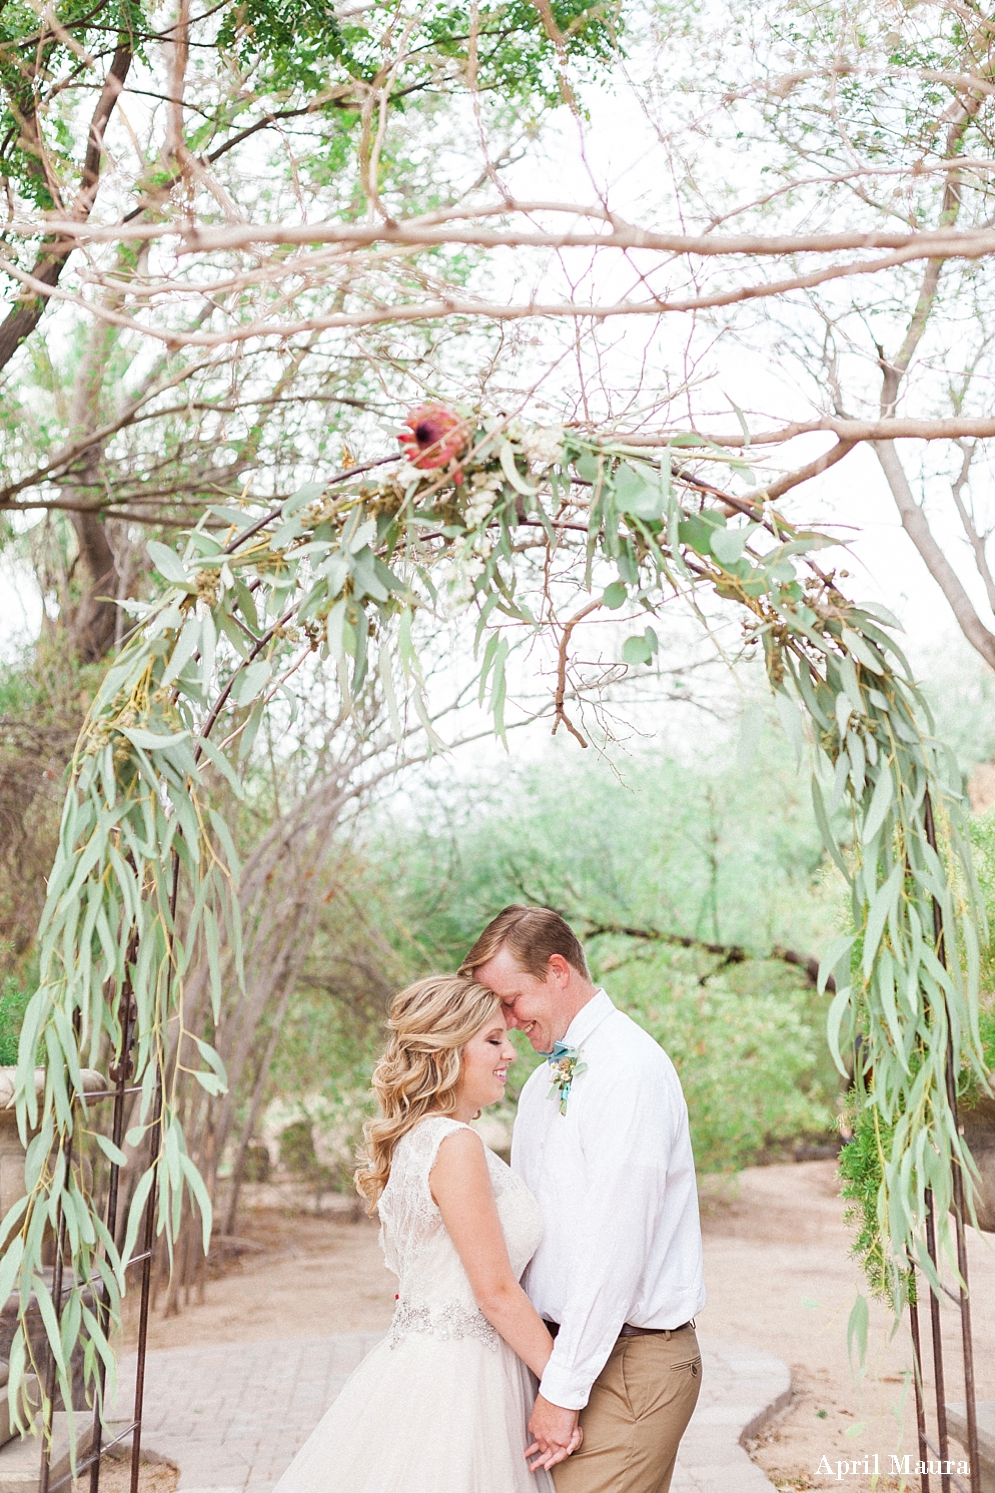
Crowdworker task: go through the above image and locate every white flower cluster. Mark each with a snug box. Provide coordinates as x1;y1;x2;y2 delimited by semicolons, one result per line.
463;471;503;529
391;462;426;493
520;426;565;468
437;553;486;606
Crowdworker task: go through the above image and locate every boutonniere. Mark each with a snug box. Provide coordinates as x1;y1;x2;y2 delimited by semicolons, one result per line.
546;1042;587;1116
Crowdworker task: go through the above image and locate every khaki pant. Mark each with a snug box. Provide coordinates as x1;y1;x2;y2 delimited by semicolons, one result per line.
552;1328;702;1493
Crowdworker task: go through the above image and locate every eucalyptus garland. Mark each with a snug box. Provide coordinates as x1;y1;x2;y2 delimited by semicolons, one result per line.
2;408;987;1425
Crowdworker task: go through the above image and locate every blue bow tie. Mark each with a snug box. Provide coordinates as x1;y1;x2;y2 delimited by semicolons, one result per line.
547;1040;575;1062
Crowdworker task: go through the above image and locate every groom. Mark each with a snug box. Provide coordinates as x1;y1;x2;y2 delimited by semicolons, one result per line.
462;905;705;1493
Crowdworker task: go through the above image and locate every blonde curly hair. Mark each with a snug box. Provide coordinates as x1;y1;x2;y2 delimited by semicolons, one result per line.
355;974;501;1209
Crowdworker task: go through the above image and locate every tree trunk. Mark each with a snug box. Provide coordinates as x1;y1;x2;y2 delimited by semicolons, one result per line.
61;322;123;660
69;508;120;661
0;42;133;374
156;760;358;1308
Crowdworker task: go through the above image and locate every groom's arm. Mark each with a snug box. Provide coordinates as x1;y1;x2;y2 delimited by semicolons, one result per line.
537;1058;680;1411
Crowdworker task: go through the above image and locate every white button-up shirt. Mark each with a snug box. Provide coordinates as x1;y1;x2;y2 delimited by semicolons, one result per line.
511;989;705;1411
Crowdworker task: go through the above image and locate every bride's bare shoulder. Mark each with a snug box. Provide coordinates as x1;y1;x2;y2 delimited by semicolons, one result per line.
429;1124;489;1194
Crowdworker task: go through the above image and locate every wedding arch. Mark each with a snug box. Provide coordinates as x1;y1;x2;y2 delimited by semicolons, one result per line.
3;411;987;1489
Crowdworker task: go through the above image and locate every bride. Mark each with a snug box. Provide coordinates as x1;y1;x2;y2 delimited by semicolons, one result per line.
271;974;580;1492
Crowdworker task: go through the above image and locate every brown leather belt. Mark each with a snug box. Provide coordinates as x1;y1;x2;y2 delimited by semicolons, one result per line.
545;1319;694;1340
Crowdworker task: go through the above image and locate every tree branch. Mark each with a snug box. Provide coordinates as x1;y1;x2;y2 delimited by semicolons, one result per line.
38;204;995;258
620;416;995;446
948;441;995;615
0;39;132;373
765;437;856;499
874;437;995;669
581;921;834;990
551;597;601;746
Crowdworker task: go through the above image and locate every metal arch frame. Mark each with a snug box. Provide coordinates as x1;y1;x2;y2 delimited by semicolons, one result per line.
907;1177;980;1493
37;979;162;1493
904;794;981;1493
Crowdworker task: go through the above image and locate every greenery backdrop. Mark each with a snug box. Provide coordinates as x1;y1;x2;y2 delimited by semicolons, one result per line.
332;735;844;1172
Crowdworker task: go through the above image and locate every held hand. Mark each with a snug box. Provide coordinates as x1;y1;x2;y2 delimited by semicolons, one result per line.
525;1423;583;1472
524;1394;582;1471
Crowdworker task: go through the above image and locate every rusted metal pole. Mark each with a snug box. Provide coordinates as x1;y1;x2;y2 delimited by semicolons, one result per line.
908;1263;931;1493
923;790;981;1493
38;1120;73;1493
129;1061;163;1493
945;1083;981;1493
89;983;137;1493
924;1194;951;1493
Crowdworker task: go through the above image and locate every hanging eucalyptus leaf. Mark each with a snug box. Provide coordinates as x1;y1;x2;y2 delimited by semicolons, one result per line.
622;628;659;666
614;463;664;520
710;526;752;565
146;542;191;586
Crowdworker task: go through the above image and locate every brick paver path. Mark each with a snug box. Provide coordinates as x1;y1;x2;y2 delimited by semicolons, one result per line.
111;1332;789;1493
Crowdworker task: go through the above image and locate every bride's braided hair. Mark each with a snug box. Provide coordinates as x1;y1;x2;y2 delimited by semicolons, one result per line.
355;974;500;1209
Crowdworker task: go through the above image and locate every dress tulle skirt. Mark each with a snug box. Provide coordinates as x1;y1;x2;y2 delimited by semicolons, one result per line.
271;1333;555;1493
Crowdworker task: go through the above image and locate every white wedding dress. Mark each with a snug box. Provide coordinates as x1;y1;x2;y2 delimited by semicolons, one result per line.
272;1114;554;1493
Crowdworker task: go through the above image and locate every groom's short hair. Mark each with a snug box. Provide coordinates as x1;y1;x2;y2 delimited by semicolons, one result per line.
460;905;590;982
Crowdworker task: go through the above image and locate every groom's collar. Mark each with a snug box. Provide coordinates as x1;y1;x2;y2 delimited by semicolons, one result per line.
561;987;614;1050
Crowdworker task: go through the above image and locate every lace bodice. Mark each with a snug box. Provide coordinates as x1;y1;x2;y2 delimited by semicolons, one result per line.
378;1115;543;1349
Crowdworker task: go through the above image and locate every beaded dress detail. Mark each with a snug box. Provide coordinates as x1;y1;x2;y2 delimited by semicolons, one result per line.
271;1115;552;1493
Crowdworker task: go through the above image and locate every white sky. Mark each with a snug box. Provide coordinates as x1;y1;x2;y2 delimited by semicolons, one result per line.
0;552;43;663
486;70;984;669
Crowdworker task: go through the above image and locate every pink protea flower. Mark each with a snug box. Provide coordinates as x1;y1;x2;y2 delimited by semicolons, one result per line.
398;404;468;475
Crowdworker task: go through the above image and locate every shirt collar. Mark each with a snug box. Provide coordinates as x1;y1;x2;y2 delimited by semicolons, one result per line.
562;988;614;1050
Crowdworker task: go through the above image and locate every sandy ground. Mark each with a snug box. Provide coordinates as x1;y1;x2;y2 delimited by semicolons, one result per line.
74;1458;179;1493
125;1205;396;1350
698;1162;994;1491
118;1162;994;1493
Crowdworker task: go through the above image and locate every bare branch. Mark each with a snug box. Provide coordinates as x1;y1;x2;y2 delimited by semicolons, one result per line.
551;597;602;745
765;438;856;499
874;438;995;670
947;441;995;615
581;921;833;990
621;417;995;446
30;205;995;258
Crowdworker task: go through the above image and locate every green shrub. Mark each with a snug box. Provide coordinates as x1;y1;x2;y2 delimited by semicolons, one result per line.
838;1103;914;1304
602;949;836;1171
279;1120;319;1177
353;740;843;1172
0;974;30;1066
